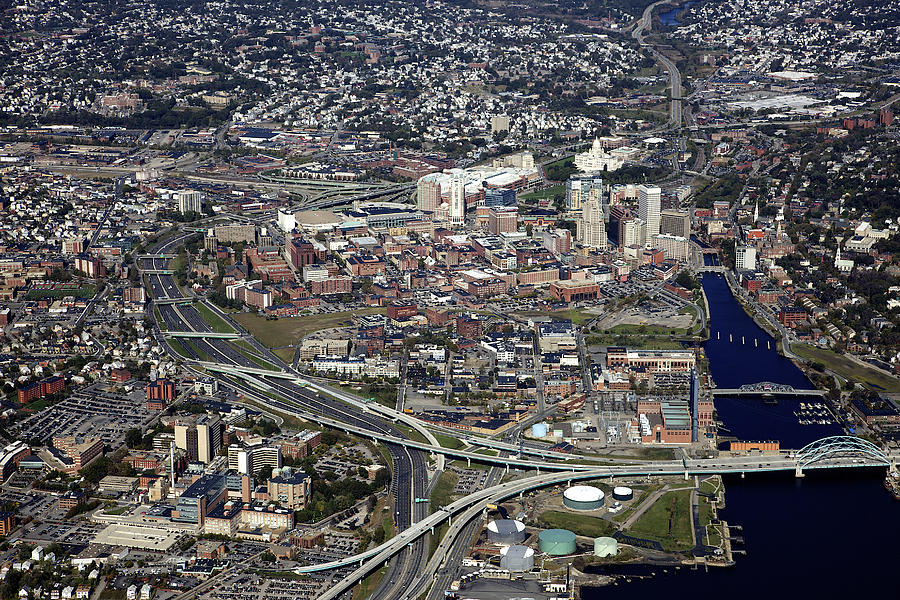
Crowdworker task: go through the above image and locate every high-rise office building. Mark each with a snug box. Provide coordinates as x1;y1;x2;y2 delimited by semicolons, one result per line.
175;414;222;464
638;185;661;244
566;174;604;213
659;209;690;238
228;442;282;476
487;206;518;235
736;246;757;271
608;206;632;248
449;170;465;226
577;197;607;250
623;217;646;248
651;234;690;261
177;190;202;215
416;176;441;213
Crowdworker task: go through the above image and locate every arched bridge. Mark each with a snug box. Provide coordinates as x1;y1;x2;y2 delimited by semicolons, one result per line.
711;381;826;397
741;382;794;393
795;435;891;469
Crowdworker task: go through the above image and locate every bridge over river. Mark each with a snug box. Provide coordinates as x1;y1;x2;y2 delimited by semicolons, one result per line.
298;435;895;600
711;381;826;397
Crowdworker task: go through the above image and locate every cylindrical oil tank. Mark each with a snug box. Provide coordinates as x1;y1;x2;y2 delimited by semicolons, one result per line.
594;536;618;557
531;423;548;438
500;545;535;571
487;519;527;545
612;486;634;501
563;485;605;511
538;529;576;556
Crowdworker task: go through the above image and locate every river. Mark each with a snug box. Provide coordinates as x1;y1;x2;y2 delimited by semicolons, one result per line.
658;1;698;27
584;272;899;597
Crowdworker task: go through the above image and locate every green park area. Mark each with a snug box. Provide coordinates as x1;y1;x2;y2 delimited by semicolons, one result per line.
232;308;385;348
793;344;900;392
519;184;565;202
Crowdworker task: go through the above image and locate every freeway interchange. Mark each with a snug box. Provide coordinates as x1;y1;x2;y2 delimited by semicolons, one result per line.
142;230;896;600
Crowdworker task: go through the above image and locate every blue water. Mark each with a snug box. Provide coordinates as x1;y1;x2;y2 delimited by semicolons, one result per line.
702;273;842;447
703;273;809;390
659;1;698;26
583;271;898;598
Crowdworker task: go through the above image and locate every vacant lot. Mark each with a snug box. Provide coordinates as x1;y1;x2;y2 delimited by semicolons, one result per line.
538;510;617;538
629;489;694;551
232;308;384;348
793;344;900;392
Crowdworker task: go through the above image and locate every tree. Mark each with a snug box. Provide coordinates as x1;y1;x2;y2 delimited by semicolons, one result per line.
125;428;143;448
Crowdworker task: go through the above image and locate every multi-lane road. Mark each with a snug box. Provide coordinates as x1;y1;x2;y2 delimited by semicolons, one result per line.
632;1;683;130
141;233;430;600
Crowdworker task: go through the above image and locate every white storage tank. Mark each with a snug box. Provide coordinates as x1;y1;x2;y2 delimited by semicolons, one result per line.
487;519;527;545
531;423;548;438
500;545;535;572
612;486;634;501
594;536;618;557
563;485;605;511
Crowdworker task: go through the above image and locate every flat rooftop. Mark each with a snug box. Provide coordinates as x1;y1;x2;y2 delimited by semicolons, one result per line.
93;523;180;551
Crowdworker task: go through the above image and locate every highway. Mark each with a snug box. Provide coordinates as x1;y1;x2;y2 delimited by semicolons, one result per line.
142;232;432;599
292;445;894;600
632;1;683;130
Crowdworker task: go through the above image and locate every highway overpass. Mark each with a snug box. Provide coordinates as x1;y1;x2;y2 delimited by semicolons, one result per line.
310;434;894;599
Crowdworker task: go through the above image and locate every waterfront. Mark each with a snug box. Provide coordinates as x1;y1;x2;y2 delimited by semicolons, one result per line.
584;271;898;598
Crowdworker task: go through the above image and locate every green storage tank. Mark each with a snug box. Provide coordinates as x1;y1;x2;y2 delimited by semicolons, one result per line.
538;529;577;556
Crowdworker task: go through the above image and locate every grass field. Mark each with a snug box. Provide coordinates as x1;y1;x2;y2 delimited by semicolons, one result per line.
433;432;464;449
612;484;663;524
185;340;212;362
603;323;690;336
26;284;96;300
538;510;617;538
154;306;167;331
24;397;58;412
519;308;597;325
587;334;685;350
233;308;385;347
430;471;459;514
629;489;694;551
793;344;900;392
273;347;295;364
429;522;449;559
166;338;193;360
194;302;236;334
519;184;565;201
353;566;388;600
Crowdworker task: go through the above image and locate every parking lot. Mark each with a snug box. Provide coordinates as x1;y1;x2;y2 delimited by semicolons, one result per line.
16;382;156;445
